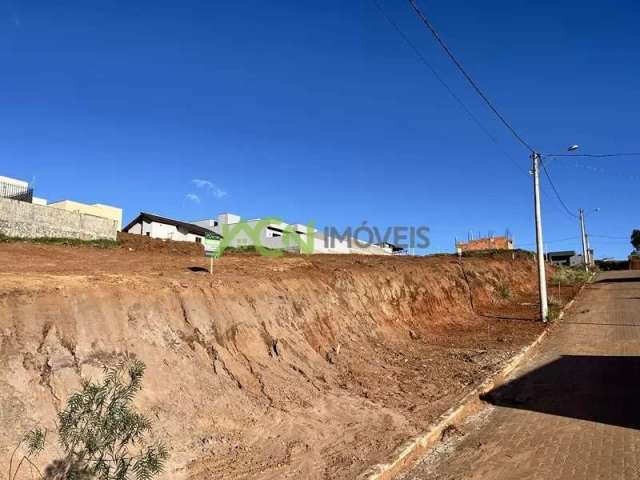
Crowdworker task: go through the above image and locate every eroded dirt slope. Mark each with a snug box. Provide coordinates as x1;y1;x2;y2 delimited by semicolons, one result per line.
0;244;546;479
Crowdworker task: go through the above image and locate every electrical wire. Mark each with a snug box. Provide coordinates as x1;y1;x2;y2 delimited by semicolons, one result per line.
590;235;630;240
372;0;527;173
407;0;535;153
548;153;640;158
564;161;640;181
519;236;580;247
539;183;577;219
540;161;579;219
404;0;615;224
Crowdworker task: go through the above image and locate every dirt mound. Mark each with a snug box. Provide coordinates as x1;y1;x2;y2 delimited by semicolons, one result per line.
117;231;204;256
0;246;556;479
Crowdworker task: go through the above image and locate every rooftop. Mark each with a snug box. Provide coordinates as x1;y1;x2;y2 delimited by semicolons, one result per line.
123;212;221;238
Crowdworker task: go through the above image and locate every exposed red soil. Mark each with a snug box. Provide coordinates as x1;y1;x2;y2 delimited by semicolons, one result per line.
0;242;576;479
117;231;205;256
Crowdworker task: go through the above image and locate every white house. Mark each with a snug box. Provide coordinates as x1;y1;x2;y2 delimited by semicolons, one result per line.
192;213;313;251
0;175;34;203
0;175;47;205
192;213;389;255
123;212;220;243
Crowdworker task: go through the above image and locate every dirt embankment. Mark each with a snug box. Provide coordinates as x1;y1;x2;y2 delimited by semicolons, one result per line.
0;245;548;479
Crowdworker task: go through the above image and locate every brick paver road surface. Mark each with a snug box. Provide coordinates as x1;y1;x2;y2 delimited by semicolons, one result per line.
403;270;640;480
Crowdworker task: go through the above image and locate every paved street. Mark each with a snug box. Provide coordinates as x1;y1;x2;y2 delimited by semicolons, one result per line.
403;270;640;480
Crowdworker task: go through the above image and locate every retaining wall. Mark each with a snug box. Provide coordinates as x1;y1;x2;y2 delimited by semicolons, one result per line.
0;197;117;240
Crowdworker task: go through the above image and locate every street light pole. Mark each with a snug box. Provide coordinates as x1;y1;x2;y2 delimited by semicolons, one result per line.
579;208;589;271
532;152;548;321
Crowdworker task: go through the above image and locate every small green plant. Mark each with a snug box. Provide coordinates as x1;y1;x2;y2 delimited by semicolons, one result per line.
223;245;288;255
551;266;591;286
8;358;167;480
497;284;512;300
548;304;562;322
548;295;563;307
7;428;46;480
0;234;118;249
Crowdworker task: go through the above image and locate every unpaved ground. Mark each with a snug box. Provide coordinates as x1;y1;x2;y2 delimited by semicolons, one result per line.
0;239;576;479
401;271;640;480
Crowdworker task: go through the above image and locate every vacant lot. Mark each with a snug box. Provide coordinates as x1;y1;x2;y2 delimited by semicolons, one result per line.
0;240;579;479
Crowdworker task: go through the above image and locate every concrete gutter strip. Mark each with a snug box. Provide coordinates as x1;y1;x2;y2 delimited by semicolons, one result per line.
359;279;591;480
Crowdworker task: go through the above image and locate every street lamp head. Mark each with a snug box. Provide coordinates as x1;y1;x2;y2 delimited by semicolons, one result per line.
568;144;580;152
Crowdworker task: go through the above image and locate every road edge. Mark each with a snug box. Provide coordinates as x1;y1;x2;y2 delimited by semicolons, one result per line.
358;280;590;480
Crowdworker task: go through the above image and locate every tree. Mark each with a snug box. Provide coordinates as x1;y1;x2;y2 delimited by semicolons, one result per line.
632;229;640;252
7;428;46;480
8;358;168;480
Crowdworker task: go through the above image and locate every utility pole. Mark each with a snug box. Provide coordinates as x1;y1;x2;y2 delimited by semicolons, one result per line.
585;233;592;266
579;208;588;271
532;152;548;321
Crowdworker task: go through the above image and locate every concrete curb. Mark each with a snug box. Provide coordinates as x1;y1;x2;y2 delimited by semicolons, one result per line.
358;281;590;480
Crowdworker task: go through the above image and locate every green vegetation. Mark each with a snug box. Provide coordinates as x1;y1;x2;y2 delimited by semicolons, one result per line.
221;245;261;253
548;304;563;322
222;245;291;255
461;249;534;260
0;233;118;249
548;294;563;308
497;284;512;300
8;358;167;480
631;229;640;252
551;266;591;286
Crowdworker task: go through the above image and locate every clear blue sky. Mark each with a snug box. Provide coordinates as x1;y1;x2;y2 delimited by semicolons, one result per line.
2;0;638;258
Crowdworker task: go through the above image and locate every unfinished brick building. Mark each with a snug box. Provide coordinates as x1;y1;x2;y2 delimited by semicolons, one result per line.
456;236;514;253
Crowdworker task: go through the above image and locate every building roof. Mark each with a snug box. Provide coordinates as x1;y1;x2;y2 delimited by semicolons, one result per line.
49;200;122;211
376;242;406;252
547;250;577;257
123;212;221;238
0;175;28;188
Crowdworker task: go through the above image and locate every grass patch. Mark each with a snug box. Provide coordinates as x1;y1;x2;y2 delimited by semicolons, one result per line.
551;266;591;286
548;304;563;322
222;245;261;253
548;295;563;307
0;233;118;249
497;284;512;300
461;249;534;259
221;245;294;255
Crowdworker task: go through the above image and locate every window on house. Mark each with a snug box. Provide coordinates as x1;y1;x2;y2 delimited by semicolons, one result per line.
145;232;150;237
195;237;202;243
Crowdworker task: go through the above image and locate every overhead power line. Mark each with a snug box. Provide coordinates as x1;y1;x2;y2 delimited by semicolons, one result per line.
539;183;577;219
519;236;580;247
404;0;580;224
590;235;631;240
549;153;640;158
372;0;526;172
407;0;534;153
567;162;640;181
589;238;633;244
540;161;579;219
